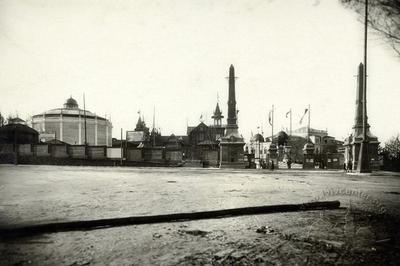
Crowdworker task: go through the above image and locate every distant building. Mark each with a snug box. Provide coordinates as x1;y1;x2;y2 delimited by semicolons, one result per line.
123;114;188;163
185;65;245;167
0;123;38;144
7;117;26;125
290;127;343;155
291;126;328;139
284;135;308;163
31;97;112;146
186;103;225;162
246;128;344;168
126;115;150;148
244;133;272;167
313;135;344;155
245;131;306;166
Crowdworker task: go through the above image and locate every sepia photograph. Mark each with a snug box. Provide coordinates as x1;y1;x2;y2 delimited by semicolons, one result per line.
0;0;400;265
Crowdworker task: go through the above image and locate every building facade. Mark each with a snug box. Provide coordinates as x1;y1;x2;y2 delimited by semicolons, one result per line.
291;127;328;139
186;103;226;163
244;133;272;168
31;97;112;146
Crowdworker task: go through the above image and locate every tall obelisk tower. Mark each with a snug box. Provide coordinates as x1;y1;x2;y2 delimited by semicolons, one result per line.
219;64;245;168
225;65;240;137
227;65;237;127
343;62;379;171
353;63;368;137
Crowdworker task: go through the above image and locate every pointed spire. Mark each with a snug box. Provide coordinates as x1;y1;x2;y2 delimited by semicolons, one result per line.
212;101;224;126
136;116;142;129
135;111;144;131
212;102;223;118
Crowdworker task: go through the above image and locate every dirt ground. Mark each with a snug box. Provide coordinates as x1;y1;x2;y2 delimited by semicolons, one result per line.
0;165;399;265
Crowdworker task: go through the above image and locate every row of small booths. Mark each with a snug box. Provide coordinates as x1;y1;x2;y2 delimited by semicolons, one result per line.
0;123;184;165
0;143;183;163
0;143;110;160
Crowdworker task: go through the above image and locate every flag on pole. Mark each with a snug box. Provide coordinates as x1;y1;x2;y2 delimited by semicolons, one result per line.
268;110;272;126
286;110;291;118
299;108;308;124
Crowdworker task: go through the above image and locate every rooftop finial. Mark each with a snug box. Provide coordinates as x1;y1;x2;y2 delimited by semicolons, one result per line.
64;96;78;109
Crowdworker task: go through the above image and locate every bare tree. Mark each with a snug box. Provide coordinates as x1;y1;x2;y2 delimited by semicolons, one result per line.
341;0;400;56
382;134;400;159
380;134;400;171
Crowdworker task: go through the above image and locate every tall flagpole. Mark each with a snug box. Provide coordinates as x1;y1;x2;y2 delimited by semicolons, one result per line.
271;105;274;143
290;108;292;136
307;104;310;142
357;0;371;173
152;106;156;146
83;93;87;146
120;128;123;166
363;0;368;144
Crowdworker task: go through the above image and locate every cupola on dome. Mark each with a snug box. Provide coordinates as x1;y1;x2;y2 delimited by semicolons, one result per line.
64;97;79;109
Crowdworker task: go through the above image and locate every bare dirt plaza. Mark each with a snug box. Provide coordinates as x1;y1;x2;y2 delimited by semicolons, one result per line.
0;165;399;265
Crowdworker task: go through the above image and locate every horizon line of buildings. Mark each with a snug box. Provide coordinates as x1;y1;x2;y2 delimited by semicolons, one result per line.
0;63;379;169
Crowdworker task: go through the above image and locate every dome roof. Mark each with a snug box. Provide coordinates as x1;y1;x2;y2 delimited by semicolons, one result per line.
64;97;78;109
252;133;264;142
32;96;109;122
168;134;177;142
277;130;289;144
278;131;288;138
33;108;96;117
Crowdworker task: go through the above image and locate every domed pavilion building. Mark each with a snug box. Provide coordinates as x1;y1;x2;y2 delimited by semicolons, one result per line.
31;97;112;146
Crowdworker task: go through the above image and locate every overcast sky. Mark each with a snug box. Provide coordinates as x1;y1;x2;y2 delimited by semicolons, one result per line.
1;0;399;143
